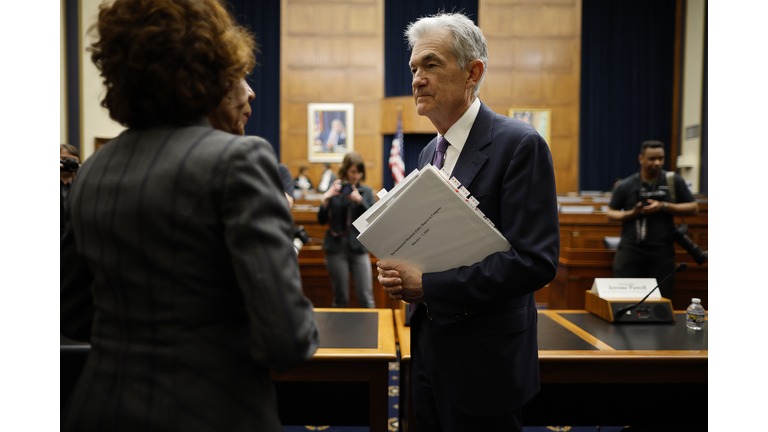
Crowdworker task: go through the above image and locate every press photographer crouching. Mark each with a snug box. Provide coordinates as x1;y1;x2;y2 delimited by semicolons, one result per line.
60;144;81;238
607;140;701;298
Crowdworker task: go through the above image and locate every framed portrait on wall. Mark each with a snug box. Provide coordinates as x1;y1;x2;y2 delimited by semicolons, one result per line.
508;108;551;146
308;103;354;163
94;137;113;154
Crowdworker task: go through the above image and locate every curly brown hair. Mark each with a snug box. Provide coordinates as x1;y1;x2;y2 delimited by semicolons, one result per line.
88;0;257;129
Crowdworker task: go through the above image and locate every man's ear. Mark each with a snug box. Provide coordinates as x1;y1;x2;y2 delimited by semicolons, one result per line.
465;60;484;89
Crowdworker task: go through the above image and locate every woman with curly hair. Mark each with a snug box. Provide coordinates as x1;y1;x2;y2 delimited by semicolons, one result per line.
60;1;318;431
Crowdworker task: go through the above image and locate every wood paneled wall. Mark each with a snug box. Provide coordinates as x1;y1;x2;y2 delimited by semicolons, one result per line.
281;0;581;193
281;0;385;193
479;0;582;193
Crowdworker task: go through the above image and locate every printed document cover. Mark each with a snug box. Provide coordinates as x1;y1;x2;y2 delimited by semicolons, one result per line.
353;165;511;273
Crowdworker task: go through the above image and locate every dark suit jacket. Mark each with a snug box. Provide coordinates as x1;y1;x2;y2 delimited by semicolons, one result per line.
416;102;560;416
318;129;346;152
317;184;375;254
60;119;319;431
60;181;68;238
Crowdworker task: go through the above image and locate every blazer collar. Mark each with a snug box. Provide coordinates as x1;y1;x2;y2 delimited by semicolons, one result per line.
450;101;494;188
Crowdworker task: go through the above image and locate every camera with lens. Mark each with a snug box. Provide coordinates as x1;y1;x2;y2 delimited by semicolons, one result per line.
639;187;666;206
667;223;707;265
340;182;353;196
292;225;311;255
61;158;80;173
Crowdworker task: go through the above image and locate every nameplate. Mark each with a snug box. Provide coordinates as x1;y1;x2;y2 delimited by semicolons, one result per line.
590;278;661;300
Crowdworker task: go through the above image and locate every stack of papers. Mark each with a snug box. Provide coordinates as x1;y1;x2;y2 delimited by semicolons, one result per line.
353;164;511;273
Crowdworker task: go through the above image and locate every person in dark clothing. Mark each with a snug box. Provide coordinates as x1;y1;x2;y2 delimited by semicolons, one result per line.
60;144;80;238
317;151;376;308
60;1;318;430
607;140;699;298
377;13;559;431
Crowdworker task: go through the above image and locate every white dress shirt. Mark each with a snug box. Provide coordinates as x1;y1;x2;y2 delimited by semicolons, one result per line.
437;97;481;177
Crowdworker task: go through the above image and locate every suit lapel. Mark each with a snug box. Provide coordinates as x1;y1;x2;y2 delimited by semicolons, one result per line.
418;137;438;169
451;102;493;188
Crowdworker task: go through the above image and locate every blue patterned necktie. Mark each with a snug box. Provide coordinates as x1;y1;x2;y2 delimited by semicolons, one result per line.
432;136;450;169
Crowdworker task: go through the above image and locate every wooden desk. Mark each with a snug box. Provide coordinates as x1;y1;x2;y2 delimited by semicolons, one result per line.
549;212;709;310
558;212;708;250
272;308;397;432
291;202;325;243
61;309;397;432
536;310;707;383
556;195;708;213
394;309;707;429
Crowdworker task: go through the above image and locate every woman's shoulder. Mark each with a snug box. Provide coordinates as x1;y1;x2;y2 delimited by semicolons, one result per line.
201;133;277;165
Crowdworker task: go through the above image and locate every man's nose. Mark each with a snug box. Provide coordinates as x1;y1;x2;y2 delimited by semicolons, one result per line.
412;71;426;89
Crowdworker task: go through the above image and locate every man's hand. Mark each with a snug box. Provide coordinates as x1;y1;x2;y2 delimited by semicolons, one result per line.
641;199;664;215
376;261;425;303
607;203;642;222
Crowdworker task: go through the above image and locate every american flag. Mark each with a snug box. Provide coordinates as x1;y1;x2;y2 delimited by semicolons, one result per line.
314;111;323;138
389;109;405;184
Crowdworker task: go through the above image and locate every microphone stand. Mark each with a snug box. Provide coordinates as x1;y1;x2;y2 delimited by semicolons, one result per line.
615;262;687;318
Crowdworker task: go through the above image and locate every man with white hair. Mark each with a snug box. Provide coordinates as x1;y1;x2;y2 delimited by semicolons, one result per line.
377;12;560;431
321;118;346;153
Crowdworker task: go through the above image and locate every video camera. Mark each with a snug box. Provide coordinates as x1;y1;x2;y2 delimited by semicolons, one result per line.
667;223;707;265
292;226;311;255
639;188;707;265
61;158;79;173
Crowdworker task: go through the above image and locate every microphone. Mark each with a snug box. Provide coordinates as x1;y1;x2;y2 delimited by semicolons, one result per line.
615;263;688;318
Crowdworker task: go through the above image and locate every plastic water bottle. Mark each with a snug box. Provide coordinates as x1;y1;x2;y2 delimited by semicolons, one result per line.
686;298;706;330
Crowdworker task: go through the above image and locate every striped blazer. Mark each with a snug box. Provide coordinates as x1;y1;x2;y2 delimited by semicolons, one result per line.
61;119;319;431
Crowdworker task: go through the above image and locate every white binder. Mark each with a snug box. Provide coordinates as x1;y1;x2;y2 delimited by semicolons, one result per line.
353;164;511;273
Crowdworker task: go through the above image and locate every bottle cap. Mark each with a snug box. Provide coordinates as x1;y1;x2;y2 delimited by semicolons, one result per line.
692;298;701;303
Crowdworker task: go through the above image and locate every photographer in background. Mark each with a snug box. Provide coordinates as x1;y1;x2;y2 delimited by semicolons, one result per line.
317;151;375;308
607;140;699;298
60;144;81;237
